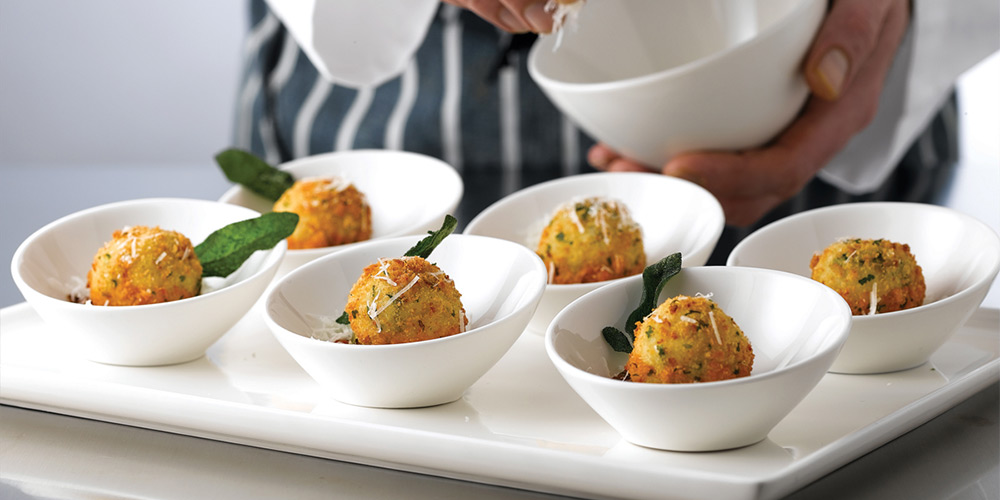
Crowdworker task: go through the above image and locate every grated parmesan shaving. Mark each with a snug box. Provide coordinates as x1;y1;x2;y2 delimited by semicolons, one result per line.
373;258;398;286
546;261;555;284
368;276;421;330
708;310;722;345
67;276;89;303
567;203;586;233
155;252;167;265
869;281;878;316
368;289;382;332
308;313;355;343
545;0;585;51
680;316;698;325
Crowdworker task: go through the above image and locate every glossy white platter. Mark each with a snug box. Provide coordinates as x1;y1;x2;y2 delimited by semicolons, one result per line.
1;302;997;500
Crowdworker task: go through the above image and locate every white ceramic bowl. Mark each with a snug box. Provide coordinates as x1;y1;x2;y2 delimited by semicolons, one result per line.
727;202;1000;374
264;234;548;408
464;172;724;334
546;266;851;451
529;0;825;166
219;149;463;275
11;198;286;366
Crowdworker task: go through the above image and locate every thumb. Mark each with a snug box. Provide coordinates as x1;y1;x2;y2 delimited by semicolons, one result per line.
803;0;897;100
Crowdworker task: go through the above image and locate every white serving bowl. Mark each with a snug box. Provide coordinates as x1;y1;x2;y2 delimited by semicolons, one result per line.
529;0;825;166
219;149;463;275
264;234;548;408
727;202;1000;374
11;198;286;366
464;172;724;334
546;266;851;451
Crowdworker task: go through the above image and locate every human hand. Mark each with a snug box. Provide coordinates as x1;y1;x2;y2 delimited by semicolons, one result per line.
441;0;572;34
589;0;911;226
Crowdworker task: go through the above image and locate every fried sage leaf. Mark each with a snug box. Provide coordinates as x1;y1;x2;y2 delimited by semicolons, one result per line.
404;215;458;259
196;212;299;278
602;252;682;353
335;311;350;325
215;148;295;202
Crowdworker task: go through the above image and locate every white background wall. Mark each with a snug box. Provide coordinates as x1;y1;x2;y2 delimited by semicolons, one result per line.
0;0;246;167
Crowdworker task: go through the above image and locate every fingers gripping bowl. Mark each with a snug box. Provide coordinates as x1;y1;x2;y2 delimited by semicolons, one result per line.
727;202;1000;374
528;0;826;166
11;198;286;366
464;172;725;334
219;150;463;274
545;266;852;451
264;234;548;408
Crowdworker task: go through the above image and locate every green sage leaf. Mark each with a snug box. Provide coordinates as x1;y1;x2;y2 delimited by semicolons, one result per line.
335;311;350;325
602;252;683;353
195;212;299;278
215;148;295;202
403;215;458;259
602;326;634;353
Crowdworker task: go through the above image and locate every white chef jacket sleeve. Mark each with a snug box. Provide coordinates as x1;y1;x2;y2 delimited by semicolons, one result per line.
264;0;439;88
817;0;1000;194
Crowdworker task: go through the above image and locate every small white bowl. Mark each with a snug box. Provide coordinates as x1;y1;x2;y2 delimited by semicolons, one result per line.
546;266;851;451
219;149;463;275
464;172;724;334
529;0;825;166
727;202;1000;374
11;198;286;366
264;234;548;408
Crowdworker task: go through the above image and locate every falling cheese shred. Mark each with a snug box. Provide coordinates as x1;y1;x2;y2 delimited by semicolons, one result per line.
545;0;585;50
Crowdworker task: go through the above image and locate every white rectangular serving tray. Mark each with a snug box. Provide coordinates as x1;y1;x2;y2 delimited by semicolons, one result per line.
1;302;997;500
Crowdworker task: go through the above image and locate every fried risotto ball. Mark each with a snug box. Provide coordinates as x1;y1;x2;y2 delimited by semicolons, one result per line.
273;176;372;250
626;295;753;384
536;197;645;284
344;256;468;345
87;226;202;306
810;238;925;316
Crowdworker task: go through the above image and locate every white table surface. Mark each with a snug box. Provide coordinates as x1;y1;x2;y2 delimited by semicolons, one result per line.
2;56;997;500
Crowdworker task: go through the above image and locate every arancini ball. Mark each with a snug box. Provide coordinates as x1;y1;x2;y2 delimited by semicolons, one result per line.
344;256;467;345
537;197;645;284
87;225;202;306
273;177;372;249
810;238;925;316
626;295;753;384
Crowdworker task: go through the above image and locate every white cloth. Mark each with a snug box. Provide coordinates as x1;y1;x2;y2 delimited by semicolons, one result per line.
263;0;438;88
818;0;1000;193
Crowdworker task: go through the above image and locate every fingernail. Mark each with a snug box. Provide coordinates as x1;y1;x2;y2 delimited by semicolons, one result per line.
816;48;849;99
499;8;529;33
588;147;612;169
524;3;553;33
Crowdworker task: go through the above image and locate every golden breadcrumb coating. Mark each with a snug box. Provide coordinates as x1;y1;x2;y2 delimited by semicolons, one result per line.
626;295;753;384
537;197;645;284
273;177;372;249
344;256;467;345
810;238;925;316
87;225;202;306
